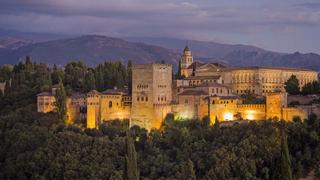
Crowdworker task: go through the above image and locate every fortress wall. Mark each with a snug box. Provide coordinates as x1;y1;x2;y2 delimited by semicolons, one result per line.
210;104;238;122
237;104;266;120
282;107;307;121
100;95;131;122
153;104;172;129
172;104;198;120
86;94;100;128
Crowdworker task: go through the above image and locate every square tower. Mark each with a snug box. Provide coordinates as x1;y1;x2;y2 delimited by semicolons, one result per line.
266;92;287;120
131;64;172;130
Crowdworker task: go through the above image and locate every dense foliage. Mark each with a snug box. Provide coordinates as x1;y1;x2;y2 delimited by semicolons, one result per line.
241;93;266;104
284;75;300;95
0;58;320;179
301;81;320;95
1;104;320;179
0;57;132;96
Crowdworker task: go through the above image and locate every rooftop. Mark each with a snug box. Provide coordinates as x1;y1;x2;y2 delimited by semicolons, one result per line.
197;82;231;88
178;90;207;96
37;92;53;96
211;95;239;99
87;90;102;95
184;75;221;80
224;66;317;72
184;45;190;52
101;88;129;95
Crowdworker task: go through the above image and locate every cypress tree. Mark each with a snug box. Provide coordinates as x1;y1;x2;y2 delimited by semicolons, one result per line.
214;116;220;129
284;75;300;95
85;70;96;92
278;122;293;180
125;131;139;180
181;159;196;180
55;79;68;124
127;60;132;94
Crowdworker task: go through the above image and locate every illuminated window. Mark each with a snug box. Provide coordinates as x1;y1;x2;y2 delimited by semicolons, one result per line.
109;101;112;108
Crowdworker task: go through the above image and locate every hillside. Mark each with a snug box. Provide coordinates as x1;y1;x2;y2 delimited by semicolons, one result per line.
0;35;180;66
0;35;320;70
126;37;320;70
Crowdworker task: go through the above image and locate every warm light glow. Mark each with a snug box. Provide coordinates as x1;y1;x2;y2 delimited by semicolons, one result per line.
175;111;193;120
246;114;254;120
246;110;256;120
223;112;233;121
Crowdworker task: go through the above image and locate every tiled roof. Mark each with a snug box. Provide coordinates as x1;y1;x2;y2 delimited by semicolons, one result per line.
101;89;128;95
197;82;230;88
184;75;221;80
178;90;207;96
87;90;101;95
71;93;86;98
37;92;53;96
211;95;239;99
224;66;316;72
186;61;205;69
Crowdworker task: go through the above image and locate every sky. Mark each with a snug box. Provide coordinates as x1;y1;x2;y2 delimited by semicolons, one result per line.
1;0;320;53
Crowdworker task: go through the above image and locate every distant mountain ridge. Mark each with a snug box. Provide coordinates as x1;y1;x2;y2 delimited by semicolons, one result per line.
0;35;180;66
0;34;320;71
126;37;320;70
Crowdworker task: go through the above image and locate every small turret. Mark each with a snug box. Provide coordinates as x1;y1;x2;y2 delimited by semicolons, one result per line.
180;44;194;77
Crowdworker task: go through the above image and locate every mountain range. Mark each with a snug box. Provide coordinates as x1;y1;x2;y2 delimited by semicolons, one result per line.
0;31;320;71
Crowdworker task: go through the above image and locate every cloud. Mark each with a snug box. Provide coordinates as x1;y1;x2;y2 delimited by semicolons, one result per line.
1;0;320;53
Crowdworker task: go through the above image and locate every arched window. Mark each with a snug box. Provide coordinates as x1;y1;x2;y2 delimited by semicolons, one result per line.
109;101;112;108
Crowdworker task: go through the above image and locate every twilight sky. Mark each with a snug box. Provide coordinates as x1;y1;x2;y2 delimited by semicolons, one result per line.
1;0;320;53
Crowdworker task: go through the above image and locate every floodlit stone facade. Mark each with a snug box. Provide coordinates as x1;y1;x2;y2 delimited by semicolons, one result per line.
131;64;172;130
37;46;317;130
179;46;318;96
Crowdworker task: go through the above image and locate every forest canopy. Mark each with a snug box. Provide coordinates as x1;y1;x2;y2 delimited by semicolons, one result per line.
0;57;320;179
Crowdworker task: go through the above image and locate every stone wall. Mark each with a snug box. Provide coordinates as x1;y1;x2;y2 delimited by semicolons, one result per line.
131;64;172;130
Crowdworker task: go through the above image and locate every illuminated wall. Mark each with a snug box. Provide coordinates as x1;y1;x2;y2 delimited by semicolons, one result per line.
131;64;172;130
209;97;239;123
86;91;101;128
222;68;318;95
237;104;266;120
266;93;287;120
282;107;307;121
100;94;131;122
37;95;56;113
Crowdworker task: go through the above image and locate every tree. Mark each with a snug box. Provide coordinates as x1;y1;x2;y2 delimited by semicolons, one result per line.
278;123;293;180
127;60;132;94
285;75;300;95
302;81;320;95
85;70;96;92
125;132;139;180
214;116;220;129
51;64;64;85
202;116;210;127
55;79;68;123
181;159;196;180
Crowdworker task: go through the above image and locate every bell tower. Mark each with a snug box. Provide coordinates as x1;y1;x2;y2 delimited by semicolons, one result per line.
180;45;194;77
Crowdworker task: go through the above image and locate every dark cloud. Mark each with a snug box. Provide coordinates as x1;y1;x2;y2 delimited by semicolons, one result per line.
0;0;320;53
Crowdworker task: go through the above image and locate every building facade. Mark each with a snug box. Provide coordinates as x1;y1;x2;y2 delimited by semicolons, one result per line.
37;46;317;130
131;64;172;130
179;47;318;96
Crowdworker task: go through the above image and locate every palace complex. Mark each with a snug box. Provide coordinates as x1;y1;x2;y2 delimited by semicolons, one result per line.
37;46;318;130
